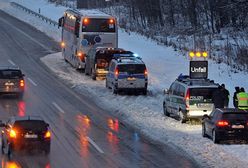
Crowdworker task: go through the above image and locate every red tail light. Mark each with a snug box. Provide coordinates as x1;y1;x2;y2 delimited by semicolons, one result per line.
44;131;51;138
20;80;25;87
144;69;148;76
115;68;119;76
185;89;190;108
216;120;229;127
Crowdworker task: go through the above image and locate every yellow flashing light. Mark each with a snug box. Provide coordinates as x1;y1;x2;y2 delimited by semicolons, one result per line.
196;52;201;57
189;52;195;58
202;52;208;57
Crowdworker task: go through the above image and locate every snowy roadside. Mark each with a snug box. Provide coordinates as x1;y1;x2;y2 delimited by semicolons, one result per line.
1;0;248;167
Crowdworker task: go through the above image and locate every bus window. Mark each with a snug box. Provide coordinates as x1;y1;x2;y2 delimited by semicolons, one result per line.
82;18;115;33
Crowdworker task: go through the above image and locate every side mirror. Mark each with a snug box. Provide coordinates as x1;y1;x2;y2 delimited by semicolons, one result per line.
46;123;50;127
164;89;169;95
58;17;64;27
0;120;6;127
22;74;25;77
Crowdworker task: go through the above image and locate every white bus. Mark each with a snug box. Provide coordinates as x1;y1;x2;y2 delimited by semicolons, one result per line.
58;9;118;70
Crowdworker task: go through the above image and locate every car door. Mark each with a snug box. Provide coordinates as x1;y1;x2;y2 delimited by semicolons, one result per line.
205;110;218;135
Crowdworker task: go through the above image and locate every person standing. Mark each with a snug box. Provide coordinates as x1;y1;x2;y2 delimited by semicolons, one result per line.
237;88;248;110
212;86;225;109
233;87;240;108
221;84;230;108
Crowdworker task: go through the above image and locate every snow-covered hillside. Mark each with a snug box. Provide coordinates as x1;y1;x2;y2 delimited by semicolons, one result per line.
1;0;248;167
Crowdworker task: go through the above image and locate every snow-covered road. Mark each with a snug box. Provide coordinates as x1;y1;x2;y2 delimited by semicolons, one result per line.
1;0;248;167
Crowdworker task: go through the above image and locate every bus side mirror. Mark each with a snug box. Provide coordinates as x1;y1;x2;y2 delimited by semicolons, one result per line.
58;17;64;27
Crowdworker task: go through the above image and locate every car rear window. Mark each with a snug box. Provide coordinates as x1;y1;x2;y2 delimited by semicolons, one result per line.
117;64;146;74
222;113;248;120
0;70;22;79
13;120;48;131
189;88;217;103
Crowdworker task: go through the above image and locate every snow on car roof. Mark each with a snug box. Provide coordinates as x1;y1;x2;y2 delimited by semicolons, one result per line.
78;9;112;17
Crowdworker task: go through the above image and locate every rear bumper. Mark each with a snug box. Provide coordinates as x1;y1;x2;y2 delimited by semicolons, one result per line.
11;139;50;150
216;129;248;141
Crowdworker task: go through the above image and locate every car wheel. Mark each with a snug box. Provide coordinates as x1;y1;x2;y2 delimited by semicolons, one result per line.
212;130;219;144
142;89;147;95
91;73;96;80
44;147;50;155
202;124;207;137
7;143;12;159
179;111;186;123
18;92;24;99
163;103;170;117
112;86;118;94
1;140;4;154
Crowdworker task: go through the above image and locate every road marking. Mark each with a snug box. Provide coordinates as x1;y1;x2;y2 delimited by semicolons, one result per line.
52;102;65;114
87;136;104;154
27;78;37;86
0;18;53;53
8;59;16;66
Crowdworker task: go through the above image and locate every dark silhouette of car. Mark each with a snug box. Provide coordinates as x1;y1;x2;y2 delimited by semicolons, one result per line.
202;108;248;143
0;66;25;98
0;116;51;157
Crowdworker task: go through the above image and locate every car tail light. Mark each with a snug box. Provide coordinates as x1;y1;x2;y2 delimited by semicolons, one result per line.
115;68;119;76
44;131;51;138
216;120;229;127
20;80;25;87
144;69;148;76
109;19;114;24
185;89;190;109
77;52;85;61
9;129;17;138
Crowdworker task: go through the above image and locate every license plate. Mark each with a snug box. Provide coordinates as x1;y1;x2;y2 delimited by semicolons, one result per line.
231;125;244;129
197;103;210;108
127;77;136;81
24;134;38;138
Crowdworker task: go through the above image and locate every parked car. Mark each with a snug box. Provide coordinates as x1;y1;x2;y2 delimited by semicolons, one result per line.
1;116;51;157
163;75;219;123
0;66;25;98
85;47;132;80
106;56;148;95
202;108;248;144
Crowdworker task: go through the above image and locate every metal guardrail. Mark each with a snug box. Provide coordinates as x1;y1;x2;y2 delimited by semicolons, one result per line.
11;2;59;28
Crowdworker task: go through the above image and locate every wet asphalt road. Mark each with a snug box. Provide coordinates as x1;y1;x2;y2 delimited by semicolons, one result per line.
0;10;200;168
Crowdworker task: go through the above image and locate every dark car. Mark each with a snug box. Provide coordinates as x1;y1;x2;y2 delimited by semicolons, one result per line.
0;66;25;98
202;108;248;143
0;116;51;157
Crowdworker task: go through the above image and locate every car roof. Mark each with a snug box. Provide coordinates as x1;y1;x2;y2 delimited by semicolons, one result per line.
113;57;145;65
216;108;248;113
175;77;219;88
0;66;21;71
11;116;44;122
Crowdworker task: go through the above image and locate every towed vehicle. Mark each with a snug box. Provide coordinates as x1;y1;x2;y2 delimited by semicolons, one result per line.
1;116;51;157
202;108;248;144
85;47;133;80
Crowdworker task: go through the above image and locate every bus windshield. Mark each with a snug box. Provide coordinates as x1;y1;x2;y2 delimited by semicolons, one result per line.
82;18;115;32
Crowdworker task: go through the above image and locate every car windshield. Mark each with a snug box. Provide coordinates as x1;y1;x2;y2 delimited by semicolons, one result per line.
189;88;217;104
13;120;48;132
118;64;145;74
0;70;22;79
